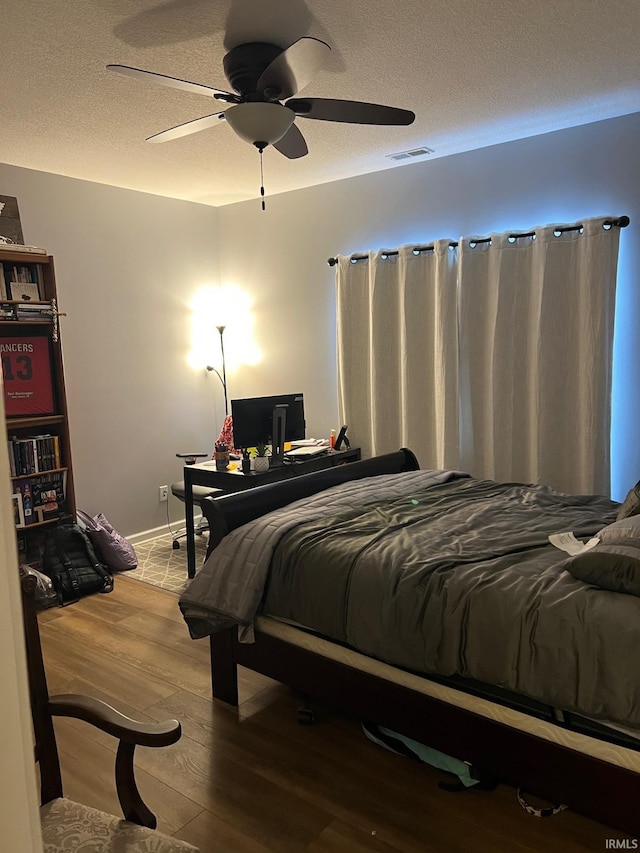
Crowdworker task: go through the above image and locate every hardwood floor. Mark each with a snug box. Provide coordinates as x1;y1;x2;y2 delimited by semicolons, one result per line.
38;575;632;852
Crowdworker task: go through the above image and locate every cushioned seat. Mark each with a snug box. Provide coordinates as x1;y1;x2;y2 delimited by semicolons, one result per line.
170;481;223;503
170;481;224;548
41;798;197;852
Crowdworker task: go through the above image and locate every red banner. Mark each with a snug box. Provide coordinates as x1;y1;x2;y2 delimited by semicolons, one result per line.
1;335;55;416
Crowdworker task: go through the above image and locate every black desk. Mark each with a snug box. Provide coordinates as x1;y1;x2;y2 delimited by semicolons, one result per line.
183;446;361;578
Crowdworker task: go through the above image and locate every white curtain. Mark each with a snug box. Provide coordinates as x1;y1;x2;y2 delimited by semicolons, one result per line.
459;219;620;495
336;217;621;495
336;241;459;468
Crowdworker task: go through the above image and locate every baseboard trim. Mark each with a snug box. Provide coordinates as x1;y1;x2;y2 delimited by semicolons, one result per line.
128;515;203;546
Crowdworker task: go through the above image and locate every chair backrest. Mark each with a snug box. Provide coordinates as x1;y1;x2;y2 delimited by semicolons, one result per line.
20;573;64;806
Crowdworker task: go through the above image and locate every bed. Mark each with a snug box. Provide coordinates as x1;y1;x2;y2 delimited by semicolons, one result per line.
178;449;640;835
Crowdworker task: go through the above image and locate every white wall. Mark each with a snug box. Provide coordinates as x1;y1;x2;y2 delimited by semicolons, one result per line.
0;166;222;537
218;111;640;501
0;395;44;852
1;111;639;546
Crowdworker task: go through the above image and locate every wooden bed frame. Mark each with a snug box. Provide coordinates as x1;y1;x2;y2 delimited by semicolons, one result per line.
200;449;640;836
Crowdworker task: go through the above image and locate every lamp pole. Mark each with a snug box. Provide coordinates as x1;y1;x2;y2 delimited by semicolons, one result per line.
206;325;228;417
217;325;228;417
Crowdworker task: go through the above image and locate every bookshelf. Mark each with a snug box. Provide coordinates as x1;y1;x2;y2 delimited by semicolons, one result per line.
1;248;74;565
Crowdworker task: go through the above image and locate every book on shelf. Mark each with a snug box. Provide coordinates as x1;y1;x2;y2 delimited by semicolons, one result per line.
8;434;60;475
9;281;41;301
16;304;52;320
32;470;67;522
7;262;42;286
0;244;47;255
11;492;25;528
14;479;36;525
1;260;43;299
0;304;52;322
13;470;66;525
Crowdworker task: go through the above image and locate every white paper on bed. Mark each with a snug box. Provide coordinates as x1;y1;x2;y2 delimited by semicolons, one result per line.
179;469;461;641
548;532;600;556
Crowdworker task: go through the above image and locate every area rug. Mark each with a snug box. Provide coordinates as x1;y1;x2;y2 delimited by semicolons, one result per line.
127;534;209;595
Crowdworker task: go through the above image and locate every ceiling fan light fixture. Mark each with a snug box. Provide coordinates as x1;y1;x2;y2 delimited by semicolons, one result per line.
225;102;295;146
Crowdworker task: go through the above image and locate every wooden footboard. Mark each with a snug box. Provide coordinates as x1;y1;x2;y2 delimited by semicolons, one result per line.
210;627;640;836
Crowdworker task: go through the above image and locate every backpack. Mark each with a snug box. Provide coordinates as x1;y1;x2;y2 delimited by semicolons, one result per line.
42;522;114;606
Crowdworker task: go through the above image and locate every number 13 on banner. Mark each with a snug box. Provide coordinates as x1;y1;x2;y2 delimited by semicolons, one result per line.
1;335;55;416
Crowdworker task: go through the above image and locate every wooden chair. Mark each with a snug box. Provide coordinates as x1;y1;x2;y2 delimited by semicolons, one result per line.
20;573;199;853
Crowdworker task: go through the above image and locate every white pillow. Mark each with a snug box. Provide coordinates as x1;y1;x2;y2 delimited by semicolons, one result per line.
598;514;640;544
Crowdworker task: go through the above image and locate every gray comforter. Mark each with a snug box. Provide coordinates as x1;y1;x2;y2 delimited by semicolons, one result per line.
180;470;640;728
180;470;458;638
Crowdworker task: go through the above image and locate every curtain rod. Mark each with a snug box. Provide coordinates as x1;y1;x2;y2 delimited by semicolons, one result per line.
327;216;630;266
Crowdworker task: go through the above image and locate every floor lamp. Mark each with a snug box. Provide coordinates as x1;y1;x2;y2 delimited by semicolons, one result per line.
206;324;228;416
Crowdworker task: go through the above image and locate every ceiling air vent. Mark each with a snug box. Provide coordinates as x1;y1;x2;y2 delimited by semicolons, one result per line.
386;146;434;161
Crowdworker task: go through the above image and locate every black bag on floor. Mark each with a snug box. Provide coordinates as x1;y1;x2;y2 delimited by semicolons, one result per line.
43;522;114;606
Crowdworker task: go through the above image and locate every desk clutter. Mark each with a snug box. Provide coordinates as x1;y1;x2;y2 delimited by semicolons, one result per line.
181;445;362;578
285;440;330;458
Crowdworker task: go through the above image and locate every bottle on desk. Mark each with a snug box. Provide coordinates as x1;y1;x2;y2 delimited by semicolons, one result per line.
329;429;336;450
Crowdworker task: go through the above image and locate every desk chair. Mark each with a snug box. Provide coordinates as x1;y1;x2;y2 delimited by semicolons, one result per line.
170;453;223;550
20;572;199;852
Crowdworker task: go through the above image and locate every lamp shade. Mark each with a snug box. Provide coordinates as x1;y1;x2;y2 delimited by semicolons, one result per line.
225;102;295;146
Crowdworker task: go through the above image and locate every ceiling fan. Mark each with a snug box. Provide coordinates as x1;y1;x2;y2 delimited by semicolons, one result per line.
106;36;415;159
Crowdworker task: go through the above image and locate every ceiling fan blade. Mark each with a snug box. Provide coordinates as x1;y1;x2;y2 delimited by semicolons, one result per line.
286;98;415;126
272;124;308;159
146;112;226;143
107;64;236;101
257;37;331;101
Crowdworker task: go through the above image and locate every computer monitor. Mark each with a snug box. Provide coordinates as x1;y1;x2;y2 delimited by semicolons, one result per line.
231;393;305;465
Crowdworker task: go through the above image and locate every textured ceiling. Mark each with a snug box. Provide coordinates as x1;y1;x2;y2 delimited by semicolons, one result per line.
2;0;640;207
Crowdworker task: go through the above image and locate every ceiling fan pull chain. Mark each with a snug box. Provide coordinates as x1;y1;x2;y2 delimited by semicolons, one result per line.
259;145;266;211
